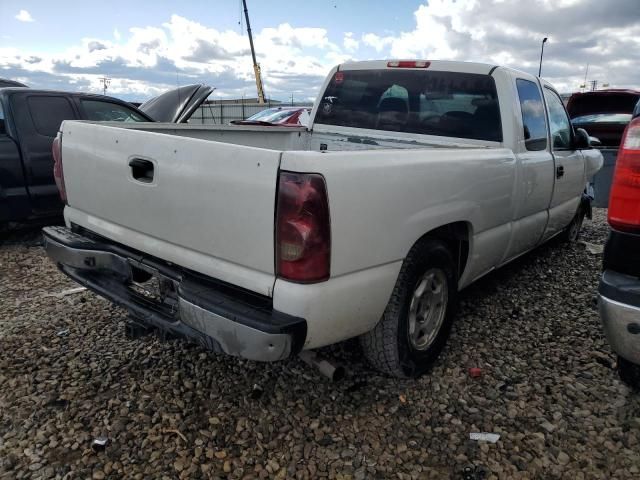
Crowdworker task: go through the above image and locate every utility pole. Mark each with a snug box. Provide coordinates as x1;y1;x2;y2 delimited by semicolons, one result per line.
538;37;548;77
590;80;598;92
99;76;111;96
242;0;265;104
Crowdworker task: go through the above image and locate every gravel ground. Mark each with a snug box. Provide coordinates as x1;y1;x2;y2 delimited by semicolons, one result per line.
1;209;639;480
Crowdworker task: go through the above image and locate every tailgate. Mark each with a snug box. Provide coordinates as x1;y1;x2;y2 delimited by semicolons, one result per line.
60;121;280;296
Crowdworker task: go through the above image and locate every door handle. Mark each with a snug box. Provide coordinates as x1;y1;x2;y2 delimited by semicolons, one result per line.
129;158;154;183
556;165;565;179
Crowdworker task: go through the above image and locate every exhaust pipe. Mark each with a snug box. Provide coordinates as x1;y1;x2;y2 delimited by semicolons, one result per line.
299;350;345;382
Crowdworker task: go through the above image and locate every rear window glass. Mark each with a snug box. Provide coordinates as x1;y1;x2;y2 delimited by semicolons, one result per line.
27;95;76;137
81;100;147;122
568;94;640;118
315;69;502;142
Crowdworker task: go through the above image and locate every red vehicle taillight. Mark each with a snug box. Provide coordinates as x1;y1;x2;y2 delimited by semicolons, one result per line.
608;118;640;232
276;171;331;283
52;133;67;204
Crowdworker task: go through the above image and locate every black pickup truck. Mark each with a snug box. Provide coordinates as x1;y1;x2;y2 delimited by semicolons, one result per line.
0;84;212;229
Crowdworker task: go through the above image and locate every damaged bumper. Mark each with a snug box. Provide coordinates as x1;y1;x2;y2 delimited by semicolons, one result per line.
43;226;306;362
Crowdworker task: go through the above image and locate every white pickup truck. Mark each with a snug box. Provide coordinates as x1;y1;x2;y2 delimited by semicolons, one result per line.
44;60;603;377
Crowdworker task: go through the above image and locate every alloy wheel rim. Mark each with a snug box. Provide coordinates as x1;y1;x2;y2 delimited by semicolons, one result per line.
408;268;448;351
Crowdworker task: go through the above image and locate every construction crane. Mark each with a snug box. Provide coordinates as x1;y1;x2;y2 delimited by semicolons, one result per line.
242;0;266;104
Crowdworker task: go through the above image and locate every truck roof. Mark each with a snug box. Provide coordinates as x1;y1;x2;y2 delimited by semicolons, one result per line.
0;87;127;100
338;59;540;83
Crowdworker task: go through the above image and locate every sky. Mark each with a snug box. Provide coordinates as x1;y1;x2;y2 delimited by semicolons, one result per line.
1;0;639;102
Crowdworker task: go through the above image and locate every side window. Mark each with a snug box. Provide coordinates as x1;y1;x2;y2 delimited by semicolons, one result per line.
544;88;573;150
81;100;147;122
516;79;547;151
27;96;76;137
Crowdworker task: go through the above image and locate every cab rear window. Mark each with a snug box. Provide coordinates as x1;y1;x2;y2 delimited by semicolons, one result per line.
315;69;502;142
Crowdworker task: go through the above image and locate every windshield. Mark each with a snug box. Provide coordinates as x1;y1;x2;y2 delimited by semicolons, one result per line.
572;113;632;124
246;108;290;121
315;69;502;142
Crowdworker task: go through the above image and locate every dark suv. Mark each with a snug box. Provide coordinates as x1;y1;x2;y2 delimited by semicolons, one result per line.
598;109;640;388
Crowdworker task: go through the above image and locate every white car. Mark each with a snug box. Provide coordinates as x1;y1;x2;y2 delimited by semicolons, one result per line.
44;60;603;377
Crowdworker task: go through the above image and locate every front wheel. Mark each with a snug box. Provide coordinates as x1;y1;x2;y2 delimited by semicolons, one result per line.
360;238;457;378
560;207;585;243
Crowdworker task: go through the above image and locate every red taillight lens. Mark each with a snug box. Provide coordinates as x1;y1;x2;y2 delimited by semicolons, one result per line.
52;133;67;204
276;172;330;283
387;60;430;68
608;118;640;232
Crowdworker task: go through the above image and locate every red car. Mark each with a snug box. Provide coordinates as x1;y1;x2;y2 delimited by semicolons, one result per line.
231;107;311;127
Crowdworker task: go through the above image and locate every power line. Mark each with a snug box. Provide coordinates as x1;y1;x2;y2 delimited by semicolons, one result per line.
99;76;111;96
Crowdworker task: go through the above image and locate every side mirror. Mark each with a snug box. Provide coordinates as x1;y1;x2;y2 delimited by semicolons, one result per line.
589;135;602;148
574;128;595;149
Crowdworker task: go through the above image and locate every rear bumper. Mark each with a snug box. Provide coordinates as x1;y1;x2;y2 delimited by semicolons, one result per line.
43;226;306;362
598;270;640;364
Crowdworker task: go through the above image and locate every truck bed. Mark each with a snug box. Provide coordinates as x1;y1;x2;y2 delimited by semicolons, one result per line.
59;121;505;298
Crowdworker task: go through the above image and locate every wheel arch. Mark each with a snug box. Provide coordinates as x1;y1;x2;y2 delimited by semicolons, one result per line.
408;221;473;282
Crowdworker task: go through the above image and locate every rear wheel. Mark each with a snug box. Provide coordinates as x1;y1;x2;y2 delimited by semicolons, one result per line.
618;356;640;390
360;238;457;378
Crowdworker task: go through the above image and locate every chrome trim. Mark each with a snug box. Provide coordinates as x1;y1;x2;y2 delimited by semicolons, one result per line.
44;235;132;279
599;294;640;364
179;299;291;362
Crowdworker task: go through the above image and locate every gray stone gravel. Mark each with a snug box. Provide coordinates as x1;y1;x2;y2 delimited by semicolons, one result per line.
1;210;639;479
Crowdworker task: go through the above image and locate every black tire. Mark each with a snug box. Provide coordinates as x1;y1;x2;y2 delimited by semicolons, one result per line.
618;356;640;390
560;206;585;243
360;238;457;378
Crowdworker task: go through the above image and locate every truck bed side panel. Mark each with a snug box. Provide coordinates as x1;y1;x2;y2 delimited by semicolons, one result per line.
280;147;517;287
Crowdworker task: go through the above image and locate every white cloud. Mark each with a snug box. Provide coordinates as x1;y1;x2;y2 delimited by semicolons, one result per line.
359;0;640;92
2;1;638;100
343;32;359;52
362;33;394;53
15;10;34;22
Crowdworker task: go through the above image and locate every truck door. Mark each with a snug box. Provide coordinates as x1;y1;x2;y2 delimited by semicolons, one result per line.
541;87;585;240
0;101;31;223
502;77;555;262
11;93;78;214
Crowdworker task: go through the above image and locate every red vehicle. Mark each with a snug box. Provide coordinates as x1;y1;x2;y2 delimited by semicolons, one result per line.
598;110;640;389
567;89;640;147
231;107;311;126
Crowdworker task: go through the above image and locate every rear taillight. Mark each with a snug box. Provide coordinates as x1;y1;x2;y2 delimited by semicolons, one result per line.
276;171;330;283
52;133;67;204
608;118;640;232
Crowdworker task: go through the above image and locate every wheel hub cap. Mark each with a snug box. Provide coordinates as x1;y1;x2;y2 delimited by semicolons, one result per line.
408;268;448;351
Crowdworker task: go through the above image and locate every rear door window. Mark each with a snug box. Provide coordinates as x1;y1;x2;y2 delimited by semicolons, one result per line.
315;69;502;142
27;96;76;137
516;79;547;151
81;99;147;122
